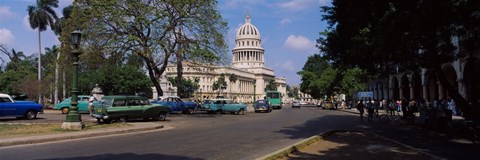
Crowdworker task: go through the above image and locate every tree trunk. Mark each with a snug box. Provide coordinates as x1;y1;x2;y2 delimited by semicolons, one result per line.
176;51;183;97
37;29;42;104
54;51;60;104
62;71;66;100
145;58;163;96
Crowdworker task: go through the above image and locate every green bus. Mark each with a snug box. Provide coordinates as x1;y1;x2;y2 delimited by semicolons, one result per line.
266;91;282;109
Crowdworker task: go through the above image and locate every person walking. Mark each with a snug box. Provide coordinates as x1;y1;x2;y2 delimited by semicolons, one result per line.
374;99;380;117
88;96;95;116
357;100;365;121
366;98;374;123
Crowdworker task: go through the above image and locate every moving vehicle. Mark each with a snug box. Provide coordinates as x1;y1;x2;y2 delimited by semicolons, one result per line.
201;99;247;115
322;100;335;110
254;99;272;113
0;93;43;119
266;91;282;109
151;96;197;114
92;95;170;123
54;95;98;114
292;100;301;108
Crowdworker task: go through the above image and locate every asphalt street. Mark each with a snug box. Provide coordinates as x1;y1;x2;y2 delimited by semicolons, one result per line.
1;105;479;160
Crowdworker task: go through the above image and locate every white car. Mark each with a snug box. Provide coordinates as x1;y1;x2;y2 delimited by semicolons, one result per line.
292;100;301;108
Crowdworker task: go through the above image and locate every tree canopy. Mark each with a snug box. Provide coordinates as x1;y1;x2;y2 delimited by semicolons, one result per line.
319;0;480;119
72;0;228;96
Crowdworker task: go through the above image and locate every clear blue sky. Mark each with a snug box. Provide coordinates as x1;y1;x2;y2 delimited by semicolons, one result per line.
0;0;331;85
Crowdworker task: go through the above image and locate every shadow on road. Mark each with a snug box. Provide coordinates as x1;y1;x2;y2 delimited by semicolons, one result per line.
40;153;204;160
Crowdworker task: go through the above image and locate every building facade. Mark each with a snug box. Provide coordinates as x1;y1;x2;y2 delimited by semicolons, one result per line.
365;51;479;107
152;15;287;103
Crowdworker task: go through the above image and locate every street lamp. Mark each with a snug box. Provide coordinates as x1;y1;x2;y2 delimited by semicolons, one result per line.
62;30;85;130
253;80;256;102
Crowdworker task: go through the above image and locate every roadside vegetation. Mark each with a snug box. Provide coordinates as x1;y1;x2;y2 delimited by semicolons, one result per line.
0;122;131;139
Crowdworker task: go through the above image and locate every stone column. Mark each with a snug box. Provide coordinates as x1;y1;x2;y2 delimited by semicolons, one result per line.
438;81;444;99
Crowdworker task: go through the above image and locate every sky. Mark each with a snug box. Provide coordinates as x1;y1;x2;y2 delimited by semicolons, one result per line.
0;0;331;85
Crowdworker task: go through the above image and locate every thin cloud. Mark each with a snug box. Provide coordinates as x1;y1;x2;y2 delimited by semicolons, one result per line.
0;6;15;22
277;0;329;11
224;0;266;9
0;28;15;45
281;60;295;72
284;35;316;54
280;18;292;27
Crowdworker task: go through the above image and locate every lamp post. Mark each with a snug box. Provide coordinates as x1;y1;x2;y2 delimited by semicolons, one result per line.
253;80;256;102
61;30;85;130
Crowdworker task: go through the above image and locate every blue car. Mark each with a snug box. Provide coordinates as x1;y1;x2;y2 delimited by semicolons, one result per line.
201;99;247;115
151;96;197;114
0;93;43;119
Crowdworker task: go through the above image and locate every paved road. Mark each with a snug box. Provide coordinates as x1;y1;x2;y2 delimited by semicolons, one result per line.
1;106;479;160
0;105;361;160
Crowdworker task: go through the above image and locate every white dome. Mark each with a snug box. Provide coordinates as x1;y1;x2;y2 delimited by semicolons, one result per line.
236;15;260;39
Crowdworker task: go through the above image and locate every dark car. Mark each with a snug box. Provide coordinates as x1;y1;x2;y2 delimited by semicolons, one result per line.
292;100;301;108
92;95;170;123
254;100;272;113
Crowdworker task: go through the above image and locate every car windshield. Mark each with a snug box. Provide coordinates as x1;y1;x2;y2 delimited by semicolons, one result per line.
99;99;113;107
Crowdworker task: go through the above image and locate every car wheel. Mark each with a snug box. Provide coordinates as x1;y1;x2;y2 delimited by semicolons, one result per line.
61;108;69;114
216;110;222;114
25;110;37;119
118;117;128;123
186;108;194;114
103;119;112;124
157;112;167;121
238;108;245;115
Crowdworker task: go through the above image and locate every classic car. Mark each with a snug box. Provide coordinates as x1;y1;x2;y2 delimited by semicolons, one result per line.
54;95;98;114
292;100;301;108
254;99;272;113
0;93;43;119
322;100;335;110
92;95;170;123
151;96;197;114
201;99;247;115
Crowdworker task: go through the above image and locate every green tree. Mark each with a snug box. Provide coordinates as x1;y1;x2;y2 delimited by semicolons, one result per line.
212;74;227;96
27;0;59;103
319;0;480;120
75;0;228;97
167;77;200;98
264;79;277;91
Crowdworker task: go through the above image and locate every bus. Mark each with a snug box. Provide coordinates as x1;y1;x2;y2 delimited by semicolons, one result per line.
265;91;282;109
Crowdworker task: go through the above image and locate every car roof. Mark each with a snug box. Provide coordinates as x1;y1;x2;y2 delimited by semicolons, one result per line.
0;93;10;97
102;95;147;100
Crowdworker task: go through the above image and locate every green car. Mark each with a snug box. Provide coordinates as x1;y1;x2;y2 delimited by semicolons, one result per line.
92;95;170;123
54;95;98;114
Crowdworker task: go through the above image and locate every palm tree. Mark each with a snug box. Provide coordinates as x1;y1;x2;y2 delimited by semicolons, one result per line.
53;5;72;104
228;73;237;99
45;45;59;104
27;0;59;103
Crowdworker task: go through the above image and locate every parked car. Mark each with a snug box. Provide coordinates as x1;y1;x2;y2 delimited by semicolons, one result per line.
292;100;301;108
0;93;43;119
92;95;170;123
254;99;272;113
201;99;247;115
54;95;98;114
151;96;197;114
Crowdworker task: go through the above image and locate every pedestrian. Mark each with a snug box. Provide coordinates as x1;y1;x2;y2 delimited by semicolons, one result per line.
388;99;395;115
366;98;374;123
88;96;95;116
396;99;402;112
374;99;380;117
357;100;365;121
447;97;457;116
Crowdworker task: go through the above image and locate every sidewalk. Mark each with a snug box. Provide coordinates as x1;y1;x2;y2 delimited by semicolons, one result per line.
0;122;164;147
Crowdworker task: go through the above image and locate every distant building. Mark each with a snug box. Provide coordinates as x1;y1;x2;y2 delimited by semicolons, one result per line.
152;15;287;102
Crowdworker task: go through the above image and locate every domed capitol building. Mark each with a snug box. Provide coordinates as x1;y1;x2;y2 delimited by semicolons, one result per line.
153;15;287;102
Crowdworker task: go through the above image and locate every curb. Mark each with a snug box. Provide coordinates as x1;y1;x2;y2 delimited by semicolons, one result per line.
0;124;164;147
256;129;442;160
256;130;337;160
